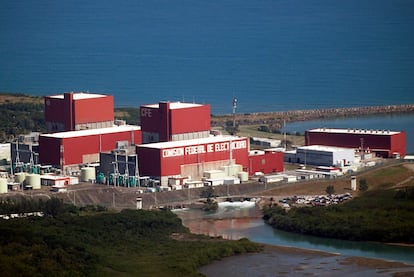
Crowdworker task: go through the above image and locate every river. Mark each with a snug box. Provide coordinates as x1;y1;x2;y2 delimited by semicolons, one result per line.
174;202;414;265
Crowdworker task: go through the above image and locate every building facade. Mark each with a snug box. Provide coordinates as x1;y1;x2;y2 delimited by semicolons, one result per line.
39;125;141;173
44;92;114;132
296;145;355;167
140;101;211;143
305;128;406;158
137;136;249;185
248;149;284;175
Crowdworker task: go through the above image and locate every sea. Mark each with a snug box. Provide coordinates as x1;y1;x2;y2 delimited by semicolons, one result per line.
1;1;413;149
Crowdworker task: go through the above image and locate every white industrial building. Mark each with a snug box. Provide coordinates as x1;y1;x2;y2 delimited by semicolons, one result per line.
295;145;355;167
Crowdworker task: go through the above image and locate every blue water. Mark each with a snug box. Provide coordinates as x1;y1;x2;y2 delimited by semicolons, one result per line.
1;0;414;114
175;205;414;265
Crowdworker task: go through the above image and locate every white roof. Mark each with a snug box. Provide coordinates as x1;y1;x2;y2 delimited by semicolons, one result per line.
307;128;400;135
142;102;203;109
48;92;108;100
41;125;140;139
139;135;245;149
299;145;353;152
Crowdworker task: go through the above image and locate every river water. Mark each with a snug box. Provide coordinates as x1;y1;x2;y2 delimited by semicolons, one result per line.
174;202;414;265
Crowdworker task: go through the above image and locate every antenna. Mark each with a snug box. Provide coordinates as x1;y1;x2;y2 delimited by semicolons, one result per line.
232;97;237;135
284;119;287;150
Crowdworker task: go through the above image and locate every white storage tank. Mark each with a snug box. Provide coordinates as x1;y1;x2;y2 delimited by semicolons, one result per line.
14;172;26;184
0;178;8;194
81;167;96;182
25;174;41;190
237;171;249;182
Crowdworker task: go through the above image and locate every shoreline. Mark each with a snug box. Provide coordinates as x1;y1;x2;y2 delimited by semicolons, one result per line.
211;104;414;128
199;243;414;276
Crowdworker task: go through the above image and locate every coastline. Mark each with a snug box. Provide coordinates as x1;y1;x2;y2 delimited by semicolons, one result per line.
211;104;414;128
199;243;414;276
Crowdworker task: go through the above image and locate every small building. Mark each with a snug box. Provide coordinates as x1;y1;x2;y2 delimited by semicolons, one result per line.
40;175;79;187
296;145;355;167
248;149;284;175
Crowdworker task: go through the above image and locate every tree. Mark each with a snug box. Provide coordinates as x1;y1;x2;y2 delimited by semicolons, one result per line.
326;185;335;195
359;179;368;191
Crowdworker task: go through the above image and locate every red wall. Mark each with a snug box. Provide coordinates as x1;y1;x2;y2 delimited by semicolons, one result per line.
305;131;406;158
44;97;65;123
248;151;284;176
170;105;210;134
137;137;249;177
39;136;62;166
44;94;114;131
390;132;407;157
39;129;142;167
74;96;114;124
140;106;165;133
140;103;210;142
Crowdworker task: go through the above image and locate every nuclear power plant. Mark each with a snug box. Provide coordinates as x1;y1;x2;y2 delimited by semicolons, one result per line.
0;91;407;194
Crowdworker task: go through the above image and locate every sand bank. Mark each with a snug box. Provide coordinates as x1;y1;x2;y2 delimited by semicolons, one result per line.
199;244;414;277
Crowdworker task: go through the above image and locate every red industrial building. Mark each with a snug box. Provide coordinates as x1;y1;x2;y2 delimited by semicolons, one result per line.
140;101;211;143
39;125;141;173
305;128;406;158
44;92;114;132
248;149;284;175
137;136;249;185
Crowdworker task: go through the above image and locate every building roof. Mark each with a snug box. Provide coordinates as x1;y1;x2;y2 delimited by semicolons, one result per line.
48;92;109;100
298;145;354;152
307;128;400;135
41;125;141;139
142;102;204;110
138;135;245;149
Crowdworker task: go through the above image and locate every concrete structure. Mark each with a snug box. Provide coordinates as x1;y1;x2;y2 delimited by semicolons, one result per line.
305;128;406;158
44;92;114;132
0;144;11;163
250;137;281;148
140;101;210;143
98;150;139;178
137;136;249;186
296;145;355;167
248;149;284;175
39;125;141;173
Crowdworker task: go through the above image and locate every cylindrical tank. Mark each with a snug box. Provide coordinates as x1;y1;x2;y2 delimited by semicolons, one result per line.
25;174;41;190
81;167;96;182
0;178;8;194
14;172;26;184
238;171;249;182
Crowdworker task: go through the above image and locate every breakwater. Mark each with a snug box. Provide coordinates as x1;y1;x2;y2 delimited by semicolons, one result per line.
211;104;414;129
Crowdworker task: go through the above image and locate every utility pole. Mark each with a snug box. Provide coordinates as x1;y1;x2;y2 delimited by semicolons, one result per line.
232;97;237;135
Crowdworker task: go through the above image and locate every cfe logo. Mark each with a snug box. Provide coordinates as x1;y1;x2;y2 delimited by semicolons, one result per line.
141;108;152;117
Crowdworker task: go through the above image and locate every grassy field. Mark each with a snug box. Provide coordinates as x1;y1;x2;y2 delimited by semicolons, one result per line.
0;92;43;104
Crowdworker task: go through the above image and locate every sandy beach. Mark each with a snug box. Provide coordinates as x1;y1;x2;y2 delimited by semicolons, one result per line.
199;244;414;277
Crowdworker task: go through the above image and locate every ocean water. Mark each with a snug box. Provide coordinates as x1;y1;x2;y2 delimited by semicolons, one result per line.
1;0;414;114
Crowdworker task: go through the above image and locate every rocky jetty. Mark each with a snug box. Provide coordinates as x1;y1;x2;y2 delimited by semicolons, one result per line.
211;104;414;129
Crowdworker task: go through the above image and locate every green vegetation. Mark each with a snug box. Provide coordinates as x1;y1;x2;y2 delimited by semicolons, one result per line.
0;198;261;276
114;107;141;125
200;187;219;211
0;93;45;142
325;185;335;195
263;181;414;243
